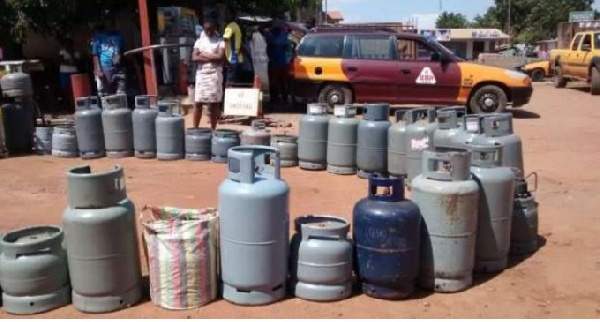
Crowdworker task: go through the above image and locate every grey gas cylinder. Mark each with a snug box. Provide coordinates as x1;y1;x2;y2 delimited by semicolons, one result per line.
412;150;480;293
271;134;298;167
356;103;391;179
447;114;487;150
132;95;158;159
298;104;329;170
156;103;185;161
101;94;134;158
510;173;539;255
1;72;32;97
241;120;271;146
327;105;359;175
291;215;352;302
405;108;437;184
185;127;212;161
63;165;142;313
0;226;70;315
35;126;53;155
433;108;465;150
470;144;516;273
388;110;408;178
52;126;79;158
218;146;289;306
472;113;524;178
74;96;105;159
212;129;240;163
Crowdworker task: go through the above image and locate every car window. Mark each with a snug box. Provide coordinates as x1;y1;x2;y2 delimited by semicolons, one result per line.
572;35;583;51
581;34;592;50
397;38;438;61
596;33;600;50
297;35;344;58
349;36;395;60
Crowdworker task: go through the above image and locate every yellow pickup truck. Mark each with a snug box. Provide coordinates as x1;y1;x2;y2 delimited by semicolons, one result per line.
550;31;600;95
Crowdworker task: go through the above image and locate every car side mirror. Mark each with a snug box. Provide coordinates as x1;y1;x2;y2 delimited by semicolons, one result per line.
582;44;592;52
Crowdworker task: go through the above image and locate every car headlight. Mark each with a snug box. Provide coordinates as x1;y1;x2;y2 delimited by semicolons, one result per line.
505;70;528;80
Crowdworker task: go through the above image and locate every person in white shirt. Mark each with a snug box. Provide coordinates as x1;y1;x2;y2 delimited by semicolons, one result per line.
192;17;225;130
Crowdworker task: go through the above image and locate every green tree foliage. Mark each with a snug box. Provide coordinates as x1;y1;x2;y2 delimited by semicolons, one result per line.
436;11;470;29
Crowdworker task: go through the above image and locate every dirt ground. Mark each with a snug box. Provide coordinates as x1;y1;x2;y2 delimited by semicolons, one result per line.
1;82;599;318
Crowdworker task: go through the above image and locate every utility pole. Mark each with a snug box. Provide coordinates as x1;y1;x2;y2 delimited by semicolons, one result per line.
508;0;512;42
324;0;328;24
439;0;443;13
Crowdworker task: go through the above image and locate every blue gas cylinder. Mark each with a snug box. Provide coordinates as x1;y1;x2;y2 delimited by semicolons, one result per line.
353;175;421;299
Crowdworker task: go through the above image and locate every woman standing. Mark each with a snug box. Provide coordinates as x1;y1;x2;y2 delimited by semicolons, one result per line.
193;17;225;130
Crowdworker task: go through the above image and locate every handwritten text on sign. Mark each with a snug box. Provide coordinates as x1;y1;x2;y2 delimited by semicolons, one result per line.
224;88;261;117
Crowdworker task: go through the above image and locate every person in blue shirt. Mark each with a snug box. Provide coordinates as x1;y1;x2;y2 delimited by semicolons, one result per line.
92;19;126;96
267;20;290;104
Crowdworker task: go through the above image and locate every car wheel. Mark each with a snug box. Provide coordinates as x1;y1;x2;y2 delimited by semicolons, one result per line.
591;67;600;96
531;69;545;82
318;84;352;113
554;66;567;88
469;85;508;114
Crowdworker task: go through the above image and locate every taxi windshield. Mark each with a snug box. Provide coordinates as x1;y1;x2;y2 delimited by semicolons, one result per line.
426;38;461;61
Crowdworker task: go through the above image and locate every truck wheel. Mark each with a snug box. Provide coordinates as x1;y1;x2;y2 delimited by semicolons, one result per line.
554;66;567;88
591;67;600;96
531;69;545;82
469;85;508;114
318;84;352;113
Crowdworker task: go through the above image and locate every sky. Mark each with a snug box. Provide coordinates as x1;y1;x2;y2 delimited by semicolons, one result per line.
326;0;600;25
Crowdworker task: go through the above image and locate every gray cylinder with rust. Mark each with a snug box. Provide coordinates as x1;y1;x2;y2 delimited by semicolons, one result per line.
241;120;271;146
35;126;53;155
185;127;212;161
52;126;79;158
0;226;70;315
271;134;298;167
63;165;142;313
405;107;437;184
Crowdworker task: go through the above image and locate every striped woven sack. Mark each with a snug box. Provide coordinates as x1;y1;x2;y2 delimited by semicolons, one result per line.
142;206;219;310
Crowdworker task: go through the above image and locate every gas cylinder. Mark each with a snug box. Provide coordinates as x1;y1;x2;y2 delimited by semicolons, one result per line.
470;144;515;273
0;225;70;315
298;104;329;170
74;96;105;159
291;215;352;302
241;120;271;146
218;146;289;305
1;101;34;154
132;95;158;159
212;129;240;163
327;105;359;175
1;71;32;97
52;126;79;158
101;94;134;158
388;110;408;178
510;173;539;255
63;165;142;313
412;150;479;293
446;114;487;150
271;134;298;167
433;108;465;150
405;108;437;184
357;104;391;179
472;113;524;178
185;127;212;161
353;176;421;299
35;126;53;155
156;103;185;161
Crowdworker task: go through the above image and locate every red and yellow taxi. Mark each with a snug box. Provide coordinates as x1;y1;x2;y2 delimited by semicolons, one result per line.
291;29;533;113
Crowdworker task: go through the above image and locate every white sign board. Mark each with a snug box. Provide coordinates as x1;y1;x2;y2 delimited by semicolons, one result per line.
416;67;437;85
224;88;261;117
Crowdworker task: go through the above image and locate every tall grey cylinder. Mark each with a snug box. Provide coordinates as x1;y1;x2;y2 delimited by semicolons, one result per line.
510;175;539;255
156;103;185;161
473;113;524;178
35;126;53;155
74;96;105;159
271;134;298;167
185;127;212;161
388;110;408;178
0;226;70;315
52;126;79;158
63;165;142;313
412;150;480;293
291;215;352;301
101;94;134;158
298;104;329;171
218;146;289;305
433;108;464;150
327;105;359;175
356;104;391;179
211;129;240;163
132;95;158;159
405;107;437;184
470;143;515;273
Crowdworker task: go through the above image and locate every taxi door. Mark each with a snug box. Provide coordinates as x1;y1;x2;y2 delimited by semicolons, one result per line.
395;37;462;104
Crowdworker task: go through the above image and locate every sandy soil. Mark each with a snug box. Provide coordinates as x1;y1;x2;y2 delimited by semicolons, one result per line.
0;82;599;318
